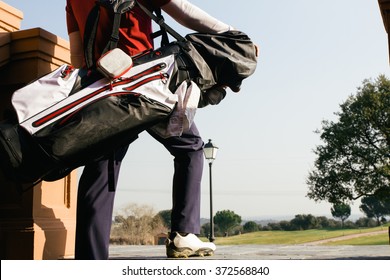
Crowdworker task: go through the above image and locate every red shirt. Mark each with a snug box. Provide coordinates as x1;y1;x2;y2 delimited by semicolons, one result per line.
66;0;170;60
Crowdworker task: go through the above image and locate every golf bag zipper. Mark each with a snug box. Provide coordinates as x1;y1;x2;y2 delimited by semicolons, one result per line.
31;63;168;128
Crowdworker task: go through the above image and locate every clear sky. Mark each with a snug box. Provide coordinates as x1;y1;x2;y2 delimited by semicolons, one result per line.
5;0;390;219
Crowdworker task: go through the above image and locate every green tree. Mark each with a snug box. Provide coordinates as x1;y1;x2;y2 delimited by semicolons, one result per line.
243;221;259;233
214;210;242;236
278;220;291;231
354;217;377;228
360;196;390;226
200;223;221;237
331;203;351;228
290;214;318;230
200;222;210;237
307;75;390;204
156;209;171;230
316;216;331;229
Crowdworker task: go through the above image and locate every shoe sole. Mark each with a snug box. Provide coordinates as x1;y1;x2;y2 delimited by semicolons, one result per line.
166;246;214;258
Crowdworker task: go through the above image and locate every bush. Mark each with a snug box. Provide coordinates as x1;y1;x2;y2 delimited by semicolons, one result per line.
259;215;387;231
355;217;377;228
243;221;259;233
110;203;167;245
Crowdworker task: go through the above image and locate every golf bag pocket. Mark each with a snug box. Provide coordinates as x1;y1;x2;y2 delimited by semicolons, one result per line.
97;48;133;79
0;52;180;183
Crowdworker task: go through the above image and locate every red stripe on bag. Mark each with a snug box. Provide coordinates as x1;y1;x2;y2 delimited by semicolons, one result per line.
32;74;166;128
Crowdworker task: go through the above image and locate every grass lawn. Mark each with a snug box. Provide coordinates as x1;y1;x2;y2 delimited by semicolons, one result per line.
212;224;390;246
323;233;389;245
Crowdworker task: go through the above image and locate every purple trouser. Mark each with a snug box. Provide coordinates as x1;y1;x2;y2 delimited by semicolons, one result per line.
74;124;204;260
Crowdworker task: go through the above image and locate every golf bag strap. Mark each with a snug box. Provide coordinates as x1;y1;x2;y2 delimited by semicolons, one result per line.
101;0;137;54
84;0;186;69
102;10;122;55
136;0;186;43
84;4;101;69
84;1;136;69
148;7;170;46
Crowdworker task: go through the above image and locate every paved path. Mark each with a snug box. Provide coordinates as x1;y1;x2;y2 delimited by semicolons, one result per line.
109;244;390;260
109;229;390;260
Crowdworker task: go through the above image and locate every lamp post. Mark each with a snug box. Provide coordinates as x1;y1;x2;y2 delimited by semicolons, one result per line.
203;139;219;242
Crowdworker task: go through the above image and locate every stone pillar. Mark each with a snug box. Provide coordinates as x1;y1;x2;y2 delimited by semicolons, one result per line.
0;173;77;260
0;1;77;260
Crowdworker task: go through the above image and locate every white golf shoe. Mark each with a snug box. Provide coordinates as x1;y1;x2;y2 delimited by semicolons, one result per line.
165;232;216;258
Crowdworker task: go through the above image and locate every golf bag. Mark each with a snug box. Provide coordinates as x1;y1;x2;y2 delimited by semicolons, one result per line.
0;0;257;184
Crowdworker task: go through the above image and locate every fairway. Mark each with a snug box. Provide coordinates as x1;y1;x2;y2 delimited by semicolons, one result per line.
213;225;390;246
